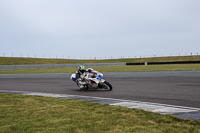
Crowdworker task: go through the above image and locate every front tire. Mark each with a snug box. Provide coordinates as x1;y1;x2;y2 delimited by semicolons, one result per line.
103;81;112;91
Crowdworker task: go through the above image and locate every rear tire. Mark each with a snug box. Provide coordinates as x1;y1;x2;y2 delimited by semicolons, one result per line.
104;81;112;91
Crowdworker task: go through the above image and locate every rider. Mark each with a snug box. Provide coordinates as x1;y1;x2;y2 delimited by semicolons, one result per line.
76;65;94;90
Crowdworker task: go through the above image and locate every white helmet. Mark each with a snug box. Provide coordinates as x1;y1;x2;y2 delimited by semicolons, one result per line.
78;65;86;75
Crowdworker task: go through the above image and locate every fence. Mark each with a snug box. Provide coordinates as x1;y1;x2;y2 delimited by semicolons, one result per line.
0;52;199;60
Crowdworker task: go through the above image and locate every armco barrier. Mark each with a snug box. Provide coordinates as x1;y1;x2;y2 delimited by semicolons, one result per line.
126;61;200;65
0;63;126;70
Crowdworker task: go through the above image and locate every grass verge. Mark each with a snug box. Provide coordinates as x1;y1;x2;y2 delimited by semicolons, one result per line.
0;56;200;65
0;93;199;132
0;64;200;74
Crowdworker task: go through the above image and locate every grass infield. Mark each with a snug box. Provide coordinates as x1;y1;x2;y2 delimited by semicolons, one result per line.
0;64;200;74
0;93;199;132
0;55;200;65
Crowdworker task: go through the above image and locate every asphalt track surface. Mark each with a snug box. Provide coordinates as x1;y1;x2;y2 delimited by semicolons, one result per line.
0;71;200;108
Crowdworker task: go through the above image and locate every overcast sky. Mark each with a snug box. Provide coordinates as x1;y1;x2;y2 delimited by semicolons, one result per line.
0;0;200;59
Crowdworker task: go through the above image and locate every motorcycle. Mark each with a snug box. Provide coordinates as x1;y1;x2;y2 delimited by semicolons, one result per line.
70;71;112;91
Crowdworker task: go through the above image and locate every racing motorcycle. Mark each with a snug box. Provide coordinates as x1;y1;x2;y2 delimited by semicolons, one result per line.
70;71;112;91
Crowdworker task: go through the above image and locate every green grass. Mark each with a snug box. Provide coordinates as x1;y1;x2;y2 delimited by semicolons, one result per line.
1;56;200;74
0;93;199;132
1;64;200;74
1;55;200;65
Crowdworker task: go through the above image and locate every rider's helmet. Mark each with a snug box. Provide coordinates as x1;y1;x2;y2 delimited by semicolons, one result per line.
78;65;86;75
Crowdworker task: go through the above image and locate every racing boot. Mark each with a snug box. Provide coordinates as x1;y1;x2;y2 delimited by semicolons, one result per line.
77;81;87;91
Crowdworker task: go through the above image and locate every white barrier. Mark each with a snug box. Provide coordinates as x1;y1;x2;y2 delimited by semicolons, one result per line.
0;63;126;70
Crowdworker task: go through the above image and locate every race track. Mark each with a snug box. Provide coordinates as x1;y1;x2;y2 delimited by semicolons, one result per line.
0;71;200;108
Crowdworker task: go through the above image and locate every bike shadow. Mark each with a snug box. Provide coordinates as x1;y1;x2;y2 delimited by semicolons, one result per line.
73;89;111;92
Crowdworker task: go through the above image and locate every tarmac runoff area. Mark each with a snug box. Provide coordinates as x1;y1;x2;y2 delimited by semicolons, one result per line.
1;90;200;121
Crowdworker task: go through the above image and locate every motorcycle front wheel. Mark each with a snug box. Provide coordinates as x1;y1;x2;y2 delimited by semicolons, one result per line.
103;81;113;91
